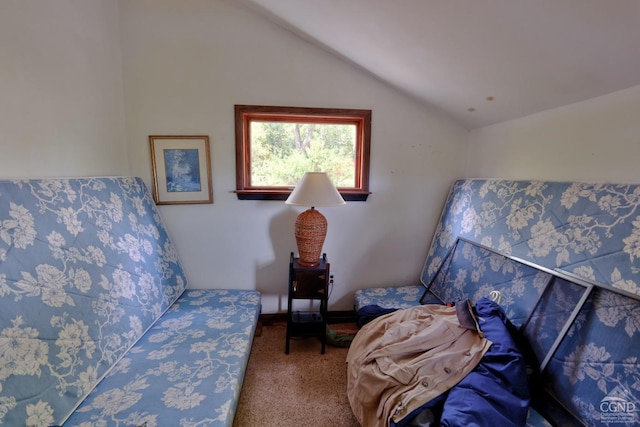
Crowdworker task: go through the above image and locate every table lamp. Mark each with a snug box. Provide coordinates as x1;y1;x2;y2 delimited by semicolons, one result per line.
285;172;345;266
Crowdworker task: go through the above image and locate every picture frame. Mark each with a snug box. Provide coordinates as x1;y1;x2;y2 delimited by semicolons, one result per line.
149;135;213;205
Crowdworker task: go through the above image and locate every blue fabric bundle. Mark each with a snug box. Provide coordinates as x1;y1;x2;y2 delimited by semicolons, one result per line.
440;297;530;426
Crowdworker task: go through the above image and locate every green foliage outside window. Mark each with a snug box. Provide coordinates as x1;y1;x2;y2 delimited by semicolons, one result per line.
250;122;356;187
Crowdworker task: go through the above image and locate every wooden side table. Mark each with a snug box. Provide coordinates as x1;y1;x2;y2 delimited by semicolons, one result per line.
285;252;330;354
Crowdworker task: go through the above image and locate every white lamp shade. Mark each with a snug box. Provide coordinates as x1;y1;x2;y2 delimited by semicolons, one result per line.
285;172;346;207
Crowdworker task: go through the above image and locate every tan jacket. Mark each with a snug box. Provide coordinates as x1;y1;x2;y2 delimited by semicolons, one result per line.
346;304;491;427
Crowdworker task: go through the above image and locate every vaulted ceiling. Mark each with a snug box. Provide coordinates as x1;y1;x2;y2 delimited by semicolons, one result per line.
242;0;640;129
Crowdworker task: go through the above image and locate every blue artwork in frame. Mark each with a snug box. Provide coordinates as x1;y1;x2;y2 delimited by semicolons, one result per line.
149;135;213;205
163;149;202;192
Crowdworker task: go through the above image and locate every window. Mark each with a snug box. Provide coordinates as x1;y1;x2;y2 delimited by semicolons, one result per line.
234;105;371;201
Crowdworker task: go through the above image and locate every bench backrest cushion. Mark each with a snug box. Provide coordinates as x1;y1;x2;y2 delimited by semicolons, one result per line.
0;177;187;426
422;179;640;297
426;238;550;329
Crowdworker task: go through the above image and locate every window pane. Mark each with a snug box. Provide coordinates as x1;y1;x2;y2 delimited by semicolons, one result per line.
249;121;356;188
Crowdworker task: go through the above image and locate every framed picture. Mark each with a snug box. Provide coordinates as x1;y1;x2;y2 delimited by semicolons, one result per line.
149;135;213;205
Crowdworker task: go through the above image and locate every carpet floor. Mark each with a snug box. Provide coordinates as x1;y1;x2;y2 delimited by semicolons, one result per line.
233;322;361;427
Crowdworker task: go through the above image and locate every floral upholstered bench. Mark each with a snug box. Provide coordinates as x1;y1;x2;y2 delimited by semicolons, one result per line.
0;177;261;426
351;179;640;427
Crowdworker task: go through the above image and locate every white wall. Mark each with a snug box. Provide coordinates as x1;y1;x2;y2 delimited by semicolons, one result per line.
467;85;640;183
120;0;469;312
4;0;639;315
0;0;127;177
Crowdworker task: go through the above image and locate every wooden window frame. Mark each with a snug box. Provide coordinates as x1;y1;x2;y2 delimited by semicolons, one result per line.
234;105;371;201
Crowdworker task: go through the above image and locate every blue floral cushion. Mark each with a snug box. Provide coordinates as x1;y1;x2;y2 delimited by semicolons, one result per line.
354;285;424;311
423;180;640;298
65;289;261;427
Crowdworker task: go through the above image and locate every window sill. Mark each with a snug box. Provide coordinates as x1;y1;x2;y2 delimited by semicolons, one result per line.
234;189;370;202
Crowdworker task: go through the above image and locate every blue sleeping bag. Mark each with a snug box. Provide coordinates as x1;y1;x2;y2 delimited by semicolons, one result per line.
440;298;530;426
393;297;530;427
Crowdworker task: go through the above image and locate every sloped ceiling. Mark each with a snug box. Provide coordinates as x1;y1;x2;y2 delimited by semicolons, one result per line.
241;0;640;129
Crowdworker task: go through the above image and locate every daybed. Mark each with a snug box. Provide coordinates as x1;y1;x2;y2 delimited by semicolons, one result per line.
0;177;261;427
350;179;640;427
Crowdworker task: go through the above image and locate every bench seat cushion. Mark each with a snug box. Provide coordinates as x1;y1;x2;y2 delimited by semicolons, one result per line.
354;284;425;311
65;289;261;427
